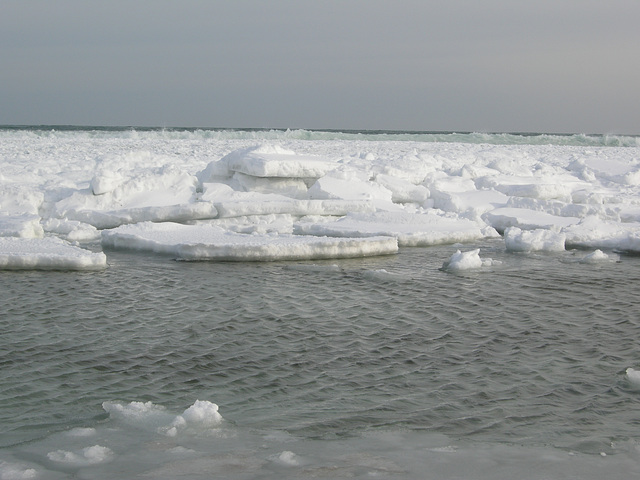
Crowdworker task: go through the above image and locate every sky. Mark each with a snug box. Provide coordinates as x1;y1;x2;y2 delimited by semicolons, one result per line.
1;0;639;133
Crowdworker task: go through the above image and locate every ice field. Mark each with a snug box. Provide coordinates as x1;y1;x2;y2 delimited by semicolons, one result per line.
1;128;639;269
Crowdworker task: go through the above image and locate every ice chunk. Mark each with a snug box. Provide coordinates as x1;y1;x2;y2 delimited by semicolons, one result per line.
223;144;337;178
504;227;566;252
626;368;640;385
579;249;612;263
54;163;201;225
274;451;301;466
442;249;483;271
159;400;224;437
0;237;107;270
101;221;398;261
102;400;167;422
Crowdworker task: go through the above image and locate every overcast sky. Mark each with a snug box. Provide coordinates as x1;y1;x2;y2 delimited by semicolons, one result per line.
1;0;639;133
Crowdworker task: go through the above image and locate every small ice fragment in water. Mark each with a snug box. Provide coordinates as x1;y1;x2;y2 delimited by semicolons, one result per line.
276;451;300;466
626;368;640;385
442;249;482;271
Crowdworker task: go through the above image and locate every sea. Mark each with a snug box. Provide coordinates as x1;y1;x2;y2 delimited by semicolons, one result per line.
2;127;640;479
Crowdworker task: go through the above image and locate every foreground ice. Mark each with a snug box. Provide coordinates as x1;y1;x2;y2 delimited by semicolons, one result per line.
1;132;640;268
7;398;640;480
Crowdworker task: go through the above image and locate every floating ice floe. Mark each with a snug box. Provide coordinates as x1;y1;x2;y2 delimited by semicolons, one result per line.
441;248;500;272
0;237;107;270
626;368;640;386
102;222;399;261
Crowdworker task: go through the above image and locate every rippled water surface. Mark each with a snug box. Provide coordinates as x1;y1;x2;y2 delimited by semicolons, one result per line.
2;241;640;477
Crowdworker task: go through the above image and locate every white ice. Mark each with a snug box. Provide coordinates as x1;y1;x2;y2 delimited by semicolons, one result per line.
442;249;483;271
504;227;567;253
102;399;224;438
102;221;398;261
2;131;640;268
626;368;640;385
47;445;113;466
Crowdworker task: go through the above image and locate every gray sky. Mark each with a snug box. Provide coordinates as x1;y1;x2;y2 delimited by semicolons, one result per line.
1;0;639;133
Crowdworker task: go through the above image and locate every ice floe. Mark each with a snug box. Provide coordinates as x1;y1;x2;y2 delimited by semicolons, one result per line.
102;221;398;261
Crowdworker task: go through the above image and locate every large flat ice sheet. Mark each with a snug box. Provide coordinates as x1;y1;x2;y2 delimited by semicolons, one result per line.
101;222;398;261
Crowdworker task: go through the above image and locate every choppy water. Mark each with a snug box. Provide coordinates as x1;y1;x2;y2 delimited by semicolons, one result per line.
2;240;640;478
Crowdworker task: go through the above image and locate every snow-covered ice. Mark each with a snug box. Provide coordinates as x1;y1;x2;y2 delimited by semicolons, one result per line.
2;129;640;269
102;221;398;261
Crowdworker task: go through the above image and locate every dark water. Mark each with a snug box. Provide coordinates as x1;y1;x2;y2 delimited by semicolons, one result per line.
2;240;640;478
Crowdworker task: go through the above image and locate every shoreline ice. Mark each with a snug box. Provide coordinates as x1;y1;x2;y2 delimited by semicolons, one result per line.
1;130;640;269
